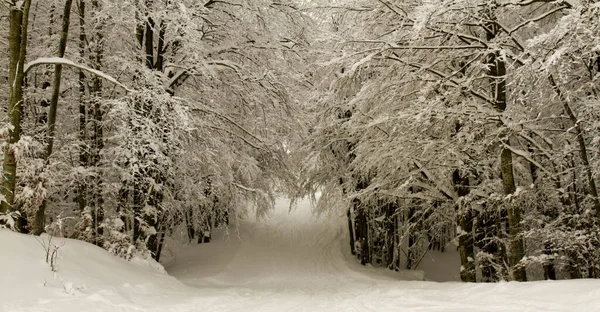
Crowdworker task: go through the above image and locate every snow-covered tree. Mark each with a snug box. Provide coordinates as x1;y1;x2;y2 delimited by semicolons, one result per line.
301;0;600;282
1;0;312;262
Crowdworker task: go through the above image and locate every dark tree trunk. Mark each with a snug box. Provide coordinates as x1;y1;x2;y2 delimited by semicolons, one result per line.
156;20;166;71
347;207;356;255
354;201;370;265
77;0;88;216
1;0;32;232
485;10;526;281
133;0;170;255
33;0;74;236
475;207;500;282
453;169;476;282
385;202;397;269
187;209;196;243
154;228;166;262
528;145;556;280
543;249;557;280
501;149;527;281
89;0;105;245
458;208;475;282
132;179;146;243
406;206;415;270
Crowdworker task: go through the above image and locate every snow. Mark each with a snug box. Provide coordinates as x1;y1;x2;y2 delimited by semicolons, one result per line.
2;198;600;311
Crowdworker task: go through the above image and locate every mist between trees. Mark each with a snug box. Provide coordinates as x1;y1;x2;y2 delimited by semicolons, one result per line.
1;0;599;282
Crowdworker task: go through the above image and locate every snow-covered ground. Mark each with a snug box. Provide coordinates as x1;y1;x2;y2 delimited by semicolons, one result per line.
2;198;600;311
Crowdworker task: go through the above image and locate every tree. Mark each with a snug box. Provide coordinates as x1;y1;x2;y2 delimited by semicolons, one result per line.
300;0;594;282
32;0;75;236
1;0;32;232
0;0;311;263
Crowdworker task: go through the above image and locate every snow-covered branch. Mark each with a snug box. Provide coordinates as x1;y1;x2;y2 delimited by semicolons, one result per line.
24;57;132;92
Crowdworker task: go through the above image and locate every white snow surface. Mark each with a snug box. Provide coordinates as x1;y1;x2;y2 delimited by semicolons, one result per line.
2;197;600;311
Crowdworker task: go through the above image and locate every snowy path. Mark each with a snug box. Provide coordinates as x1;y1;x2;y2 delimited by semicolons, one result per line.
165;198;425;311
2;198;600;311
162;198;600;312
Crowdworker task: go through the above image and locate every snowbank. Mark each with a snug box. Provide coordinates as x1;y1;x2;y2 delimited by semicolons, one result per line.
2;197;600;311
0;229;192;312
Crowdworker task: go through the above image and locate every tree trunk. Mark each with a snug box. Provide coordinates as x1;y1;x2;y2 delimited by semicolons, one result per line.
406;206;415;270
385;202;397;269
154;225;166;262
32;0;74;236
187;209;196;242
500;149;527;281
146;184;163;260
354;201;370;265
543;246;557;280
145;15;155;69
138;1;169;256
485;10;527;281
89;0;105;244
453;169;476;282
1;0;32;232
77;0;88;216
347;207;355;255
528;145;556;280
458;207;476;282
475;208;500;282
156;20;166;71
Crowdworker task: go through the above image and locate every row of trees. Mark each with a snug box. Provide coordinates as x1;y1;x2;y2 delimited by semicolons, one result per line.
302;0;600;282
0;0;309;261
5;0;600;284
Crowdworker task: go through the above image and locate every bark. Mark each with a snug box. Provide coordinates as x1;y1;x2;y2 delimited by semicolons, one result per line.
89;0;105;244
187;209;196;242
499;148;526;281
1;0;32;232
453;169;476;282
392;212;400;268
347;207;355;255
528;145;556;280
475;209;501;282
570;156;582;214
139;1;169;258
132;180;146;243
354;201;370;265
406;206;415;270
385;202;397;269
117;182;130;231
500;149;527;281
458;208;476;282
154;225;166;262
132;0;152;248
48;4;55;37
156;20;166;71
486;10;526;281
146;184;163;259
543;251;557;280
32;0;74;236
77;0;88;215
144;15;155;69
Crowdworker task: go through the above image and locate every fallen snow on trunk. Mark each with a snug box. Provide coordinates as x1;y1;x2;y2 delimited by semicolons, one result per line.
2;198;600;311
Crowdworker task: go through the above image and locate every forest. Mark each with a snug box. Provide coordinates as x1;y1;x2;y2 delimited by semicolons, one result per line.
1;0;599;284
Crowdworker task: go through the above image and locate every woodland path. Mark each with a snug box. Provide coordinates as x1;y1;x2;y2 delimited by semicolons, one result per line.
161;198;588;312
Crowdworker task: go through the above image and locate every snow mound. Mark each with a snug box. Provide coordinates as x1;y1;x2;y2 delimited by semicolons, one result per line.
0;229;193;312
